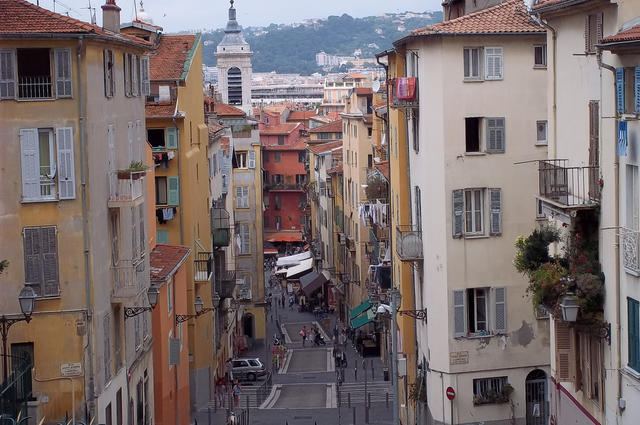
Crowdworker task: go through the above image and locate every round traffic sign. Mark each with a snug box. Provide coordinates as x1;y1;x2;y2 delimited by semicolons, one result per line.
446;386;455;400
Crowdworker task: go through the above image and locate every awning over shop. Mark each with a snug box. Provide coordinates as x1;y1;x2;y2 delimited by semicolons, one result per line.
265;231;303;243
276;251;311;267
286;257;314;279
349;300;371;320
351;309;375;329
264;249;278;255
299;270;328;296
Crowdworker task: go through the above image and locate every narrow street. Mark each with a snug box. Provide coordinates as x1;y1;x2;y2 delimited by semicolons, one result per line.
193;270;394;425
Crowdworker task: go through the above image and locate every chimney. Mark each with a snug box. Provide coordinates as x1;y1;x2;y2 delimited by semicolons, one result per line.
101;0;121;34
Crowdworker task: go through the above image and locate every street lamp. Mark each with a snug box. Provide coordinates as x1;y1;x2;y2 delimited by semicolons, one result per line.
176;294;218;324
1;286;37;382
124;286;159;319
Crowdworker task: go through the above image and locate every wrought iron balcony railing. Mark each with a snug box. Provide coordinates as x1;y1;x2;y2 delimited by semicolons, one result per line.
538;160;600;208
111;259;146;301
216;270;237;299
621;228;640;274
396;225;423;261
108;171;144;208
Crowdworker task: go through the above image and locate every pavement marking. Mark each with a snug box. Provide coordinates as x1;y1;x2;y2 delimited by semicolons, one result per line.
259;384;281;409
281;323;292;344
329;383;337;408
327;348;335;372
326;383;333;408
312;320;331;341
279;348;293;374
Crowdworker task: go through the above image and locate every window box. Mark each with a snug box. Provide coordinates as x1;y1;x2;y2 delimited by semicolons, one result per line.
472;379;512;406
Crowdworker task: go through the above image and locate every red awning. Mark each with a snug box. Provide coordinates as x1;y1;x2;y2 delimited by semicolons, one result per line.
264;249;278;255
265;231;303;243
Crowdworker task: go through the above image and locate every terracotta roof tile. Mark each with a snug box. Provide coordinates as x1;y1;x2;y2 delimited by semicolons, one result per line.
150;34;197;81
214;103;246;117
149;244;191;282
263;138;308;151
328;164;343;174
208;123;225;134
375;161;390;181
363;114;373;124
146;102;176;118
0;0;151;47
309;119;343;134
531;0;591;12
287;111;316;121
600;24;640;44
411;0;544;37
308;141;343;154
221;137;231;152
260;123;300;136
346;73;367;79
355;87;373;96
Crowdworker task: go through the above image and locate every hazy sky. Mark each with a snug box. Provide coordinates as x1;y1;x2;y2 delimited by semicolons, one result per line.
28;0;444;32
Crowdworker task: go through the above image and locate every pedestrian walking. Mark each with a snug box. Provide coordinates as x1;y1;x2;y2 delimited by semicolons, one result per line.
289;294;294;311
232;379;242;407
281;292;285;308
339;329;347;350
300;325;307;347
216;377;227;408
333;324;339;342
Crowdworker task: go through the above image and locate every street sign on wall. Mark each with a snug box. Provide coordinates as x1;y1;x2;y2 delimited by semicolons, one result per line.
446;386;455;400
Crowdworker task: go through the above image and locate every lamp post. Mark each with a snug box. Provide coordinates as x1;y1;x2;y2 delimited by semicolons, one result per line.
1;286;36;382
175;294;220;324
124;286;159;319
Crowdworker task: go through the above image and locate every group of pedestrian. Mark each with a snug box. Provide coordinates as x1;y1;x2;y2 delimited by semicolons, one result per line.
215;377;243;408
299;324;326;347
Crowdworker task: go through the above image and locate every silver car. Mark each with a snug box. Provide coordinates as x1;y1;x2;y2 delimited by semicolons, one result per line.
231;358;267;381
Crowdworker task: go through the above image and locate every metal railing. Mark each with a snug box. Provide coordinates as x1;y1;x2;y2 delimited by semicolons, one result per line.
108;171;144;206
18;75;52;99
396;225;423;261
194;252;213;282
216;270;237;299
621;228;640;273
538;160;600;207
0;356;32;421
265;183;305;191
111;259;145;301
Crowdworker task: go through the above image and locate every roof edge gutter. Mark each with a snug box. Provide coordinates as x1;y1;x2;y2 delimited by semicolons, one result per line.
0;32;152;50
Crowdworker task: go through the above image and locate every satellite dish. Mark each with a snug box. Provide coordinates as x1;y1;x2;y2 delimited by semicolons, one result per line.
372;80;381;93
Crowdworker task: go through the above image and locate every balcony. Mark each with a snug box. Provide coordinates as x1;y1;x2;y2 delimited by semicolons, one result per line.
538;160;600;209
111;259;146;302
18;75;52;99
108;171;144;208
265;183;305;192
194;252;213;282
621;228;640;274
396;226;423;261
392;77;419;109
216;270;237;299
211;204;231;247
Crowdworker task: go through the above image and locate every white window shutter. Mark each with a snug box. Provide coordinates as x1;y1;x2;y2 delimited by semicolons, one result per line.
0;49;16;99
236;186;243;208
452;189;464;238
54;48;73;98
489;188;502;235
243;186;249;208
128;121;134;162
248;150;256;169
56;127;76;199
136;120;142;161
131;55;139;97
20;129;41;200
124;53;131;96
453;290;466;337
140;56;150;96
493;287;507;333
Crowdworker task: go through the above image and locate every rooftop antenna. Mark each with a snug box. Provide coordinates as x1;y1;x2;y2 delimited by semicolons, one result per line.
83;0;97;25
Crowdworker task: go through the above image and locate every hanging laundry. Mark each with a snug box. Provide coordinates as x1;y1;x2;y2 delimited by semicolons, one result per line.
156;209;166;224
167;151;175;160
162;208;174;221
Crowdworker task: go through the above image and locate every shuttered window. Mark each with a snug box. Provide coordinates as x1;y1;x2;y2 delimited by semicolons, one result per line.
54;48;72;98
617;68;625;114
635;67;640;114
628;297;640;372
248;150;256;169
489;188;502;235
236;185;249;208
239;223;250;255
103;49;115;98
23;226;59;297
56;127;75;199
555;321;572;381
486;118;505;153
484;47;503;80
166;127;178;149
464;189;484;235
140;56;150;97
453;290;466;337
124;53;131;96
452;189;464;238
167;176;180;205
0;49;16;99
104;314;112;381
131;54;139;97
138;203;145;256
493;287;506;333
131;206;138;260
415;186;422;232
585;13;603;54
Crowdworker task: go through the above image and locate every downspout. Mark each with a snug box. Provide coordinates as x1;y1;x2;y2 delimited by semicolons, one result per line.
77;36;96;421
172;114;184;245
597;50;622;417
537;16;558;160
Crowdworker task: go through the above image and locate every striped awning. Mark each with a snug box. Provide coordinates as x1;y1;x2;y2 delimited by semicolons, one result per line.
349;300;371;320
351;309;375;329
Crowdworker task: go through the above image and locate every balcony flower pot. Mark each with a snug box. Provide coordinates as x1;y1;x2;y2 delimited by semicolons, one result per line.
117;161;150;180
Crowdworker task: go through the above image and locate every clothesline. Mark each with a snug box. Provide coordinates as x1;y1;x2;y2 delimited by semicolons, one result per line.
357;200;389;228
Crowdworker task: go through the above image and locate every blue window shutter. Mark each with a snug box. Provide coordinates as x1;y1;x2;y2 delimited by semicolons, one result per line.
635;67;640;114
629;298;640;372
167;176;179;205
616;67;625;114
157;230;169;244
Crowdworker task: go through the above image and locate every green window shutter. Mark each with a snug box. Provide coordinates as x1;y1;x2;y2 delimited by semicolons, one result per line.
493;287;506;333
453;290;466;337
628;297;640;372
489;188;502;235
452;189;464;238
157;230;169;244
166;127;178;149
167;176;180;205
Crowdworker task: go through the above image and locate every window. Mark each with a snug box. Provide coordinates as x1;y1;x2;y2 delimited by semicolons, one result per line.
148;127;178;150
414;186;422;231
263;151;269;163
274;195;281;210
367;127;372;138
484;47;503;80
536;121;548;145
110;212;119;267
272;174;284;185
103;49;115;97
23;226;59;297
157;230;169;244
277;135;285;145
235;151;248;168
264;195;270;210
465;118;480;152
0;48;72;100
54;48;73;98
274;152;281;163
227;67;242;105
452;188;502;238
616;67;640;115
463;47;481;80
453;287;506;337
238;223;250;255
585;13;603;54
411;110;419;152
465;117;505;153
298;152;306;163
103;314;112;382
534;45;547;68
353;125;357;137
264;216;269;228
105;404;112;425
296;174;307;184
275;216;281;230
155;176;179;206
473;377;508;403
629;297;640;372
486;118;505;153
20;127;76;201
236;185;249;208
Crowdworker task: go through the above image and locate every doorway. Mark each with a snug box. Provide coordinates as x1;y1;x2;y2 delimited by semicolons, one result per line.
525;369;548;425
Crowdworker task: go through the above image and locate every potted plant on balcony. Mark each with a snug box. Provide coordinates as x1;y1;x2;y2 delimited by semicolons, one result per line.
117;161;150;180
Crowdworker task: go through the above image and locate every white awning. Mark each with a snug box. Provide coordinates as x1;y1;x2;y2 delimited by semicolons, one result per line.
286;257;314;278
277;251;311;267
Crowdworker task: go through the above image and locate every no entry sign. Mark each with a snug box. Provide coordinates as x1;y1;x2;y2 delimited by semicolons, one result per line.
446;386;455;400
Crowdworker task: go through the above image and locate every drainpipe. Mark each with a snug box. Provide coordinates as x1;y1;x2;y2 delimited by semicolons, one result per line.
77;36;96;421
536;16;558;160
172;114;184;245
597;50;622;417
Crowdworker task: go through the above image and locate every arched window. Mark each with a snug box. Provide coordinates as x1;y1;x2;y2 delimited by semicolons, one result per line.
227;67;242;105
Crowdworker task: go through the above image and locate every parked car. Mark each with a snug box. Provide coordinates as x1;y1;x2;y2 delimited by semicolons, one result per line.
231;357;267;381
